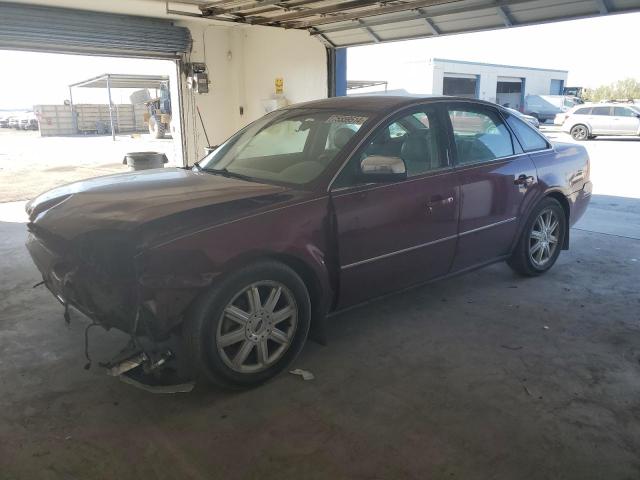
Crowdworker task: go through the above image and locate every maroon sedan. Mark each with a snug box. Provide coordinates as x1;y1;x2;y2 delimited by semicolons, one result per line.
26;96;592;388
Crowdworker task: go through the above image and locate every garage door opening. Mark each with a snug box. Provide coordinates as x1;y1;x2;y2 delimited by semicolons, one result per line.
496;78;524;110
0;50;183;203
443;75;478;98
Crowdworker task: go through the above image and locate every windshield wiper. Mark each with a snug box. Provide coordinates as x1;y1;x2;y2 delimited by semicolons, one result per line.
202;167;256;182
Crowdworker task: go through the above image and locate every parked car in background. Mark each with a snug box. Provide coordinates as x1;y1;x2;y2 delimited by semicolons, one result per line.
8;117;21;129
0;115;11;128
506;107;540;128
559;103;640;140
25;96;592;389
19;113;39;130
524;94;581;124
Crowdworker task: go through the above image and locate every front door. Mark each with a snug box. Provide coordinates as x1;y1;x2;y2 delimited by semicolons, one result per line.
588;106;614;134
331;105;459;308
445;103;539;271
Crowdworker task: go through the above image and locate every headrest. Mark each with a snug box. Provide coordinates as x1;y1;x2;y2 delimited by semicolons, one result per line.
334;127;356;149
401;132;429;175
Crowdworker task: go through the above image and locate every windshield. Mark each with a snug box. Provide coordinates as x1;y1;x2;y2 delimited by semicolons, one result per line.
198;108;369;185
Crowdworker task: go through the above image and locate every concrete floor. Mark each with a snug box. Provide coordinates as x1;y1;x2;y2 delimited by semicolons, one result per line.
0;130;178;202
1;130;640;479
1;199;639;480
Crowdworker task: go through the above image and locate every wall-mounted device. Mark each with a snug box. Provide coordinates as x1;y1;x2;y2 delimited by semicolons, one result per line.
186;62;209;94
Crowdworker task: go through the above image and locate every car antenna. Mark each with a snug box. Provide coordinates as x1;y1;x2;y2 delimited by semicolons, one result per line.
196;105;212;148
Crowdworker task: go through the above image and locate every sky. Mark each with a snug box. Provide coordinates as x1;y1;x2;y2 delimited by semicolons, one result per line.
0;12;638;111
348;12;640;91
0;52;174;111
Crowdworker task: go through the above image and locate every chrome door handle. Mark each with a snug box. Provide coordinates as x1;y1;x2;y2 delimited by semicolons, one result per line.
515;174;534;187
426;196;454;213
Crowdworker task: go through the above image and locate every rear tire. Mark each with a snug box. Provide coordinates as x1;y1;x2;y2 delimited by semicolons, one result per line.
149;115;166;139
508;197;566;277
183;261;311;389
570;124;589;141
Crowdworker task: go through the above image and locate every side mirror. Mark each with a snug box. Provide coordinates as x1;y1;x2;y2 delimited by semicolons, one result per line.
360;155;407;183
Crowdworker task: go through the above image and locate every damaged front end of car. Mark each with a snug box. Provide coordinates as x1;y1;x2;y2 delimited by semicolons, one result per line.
26;221;217;393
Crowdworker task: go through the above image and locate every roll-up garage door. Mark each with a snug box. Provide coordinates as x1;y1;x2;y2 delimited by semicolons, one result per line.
0;2;191;58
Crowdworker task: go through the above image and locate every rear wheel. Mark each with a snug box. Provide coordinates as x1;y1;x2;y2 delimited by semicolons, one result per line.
183;261;311;389
570;124;589;141
508;197;566;276
148;115;166;139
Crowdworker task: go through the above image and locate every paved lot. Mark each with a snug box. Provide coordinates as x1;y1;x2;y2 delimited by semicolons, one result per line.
0;129;180;202
0;130;639;479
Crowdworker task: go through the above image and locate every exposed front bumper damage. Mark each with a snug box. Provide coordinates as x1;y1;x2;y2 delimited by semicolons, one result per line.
26;231;200;392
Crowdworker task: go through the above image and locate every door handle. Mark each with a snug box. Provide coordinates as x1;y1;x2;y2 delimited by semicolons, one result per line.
426;196;454;213
514;174;534;187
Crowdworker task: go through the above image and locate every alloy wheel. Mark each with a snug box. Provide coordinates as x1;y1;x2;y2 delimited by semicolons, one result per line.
216;281;298;373
571;125;587;140
529;208;560;268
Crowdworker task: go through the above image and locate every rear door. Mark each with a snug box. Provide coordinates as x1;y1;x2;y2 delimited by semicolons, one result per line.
611;106;640;135
331;104;459;308
445;103;540;271
588;106;614;134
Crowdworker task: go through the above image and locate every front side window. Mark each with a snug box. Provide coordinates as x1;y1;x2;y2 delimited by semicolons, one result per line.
332;108;445;188
506;115;549;152
199;109;368;185
574;107;591;115
448;107;514;164
592;106;611;116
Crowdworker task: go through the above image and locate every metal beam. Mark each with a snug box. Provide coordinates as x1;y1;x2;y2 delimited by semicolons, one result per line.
200;0;287;15
249;0;388;25
307;0;532;33
285;0;507;29
309;27;336;47
594;0;609;14
106;74;116;142
417;8;441;34
358;19;381;42
496;4;514;26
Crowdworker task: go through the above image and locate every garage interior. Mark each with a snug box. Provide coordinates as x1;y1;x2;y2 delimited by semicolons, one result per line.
496;78;523;108
443;74;478;98
2;0;640;478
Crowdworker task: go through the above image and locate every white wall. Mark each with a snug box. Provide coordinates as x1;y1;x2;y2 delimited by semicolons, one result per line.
427;59;568;105
177;21;328;165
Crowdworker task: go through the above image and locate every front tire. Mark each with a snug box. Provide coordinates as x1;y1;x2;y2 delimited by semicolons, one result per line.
570;124;589;141
183;261;311;389
508;198;566;277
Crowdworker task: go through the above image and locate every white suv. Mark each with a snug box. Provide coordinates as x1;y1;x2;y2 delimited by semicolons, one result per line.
559;103;640;140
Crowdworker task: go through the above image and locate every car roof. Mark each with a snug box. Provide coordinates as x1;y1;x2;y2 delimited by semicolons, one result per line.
284;95;504;114
575;103;637;108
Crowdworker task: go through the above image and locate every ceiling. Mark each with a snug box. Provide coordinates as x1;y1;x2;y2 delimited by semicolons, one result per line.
164;0;640;47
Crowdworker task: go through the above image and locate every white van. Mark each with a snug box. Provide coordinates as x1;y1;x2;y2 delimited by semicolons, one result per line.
524;95;580;124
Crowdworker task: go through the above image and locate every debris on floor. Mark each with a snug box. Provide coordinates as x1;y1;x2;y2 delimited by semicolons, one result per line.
290;369;315;381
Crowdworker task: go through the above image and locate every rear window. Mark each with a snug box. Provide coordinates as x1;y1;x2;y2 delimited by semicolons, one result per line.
592;106;611;116
506;115;549;152
574;107;591;115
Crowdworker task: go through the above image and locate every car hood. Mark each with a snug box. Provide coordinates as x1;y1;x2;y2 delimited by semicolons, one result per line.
26;167;301;248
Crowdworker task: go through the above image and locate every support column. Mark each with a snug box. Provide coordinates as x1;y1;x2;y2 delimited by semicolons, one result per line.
106;74;116;141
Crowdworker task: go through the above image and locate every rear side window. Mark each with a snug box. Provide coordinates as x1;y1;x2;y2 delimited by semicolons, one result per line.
574;107;591;115
614;107;637;117
448;107;514;164
592;106;611;116
505;115;549;152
